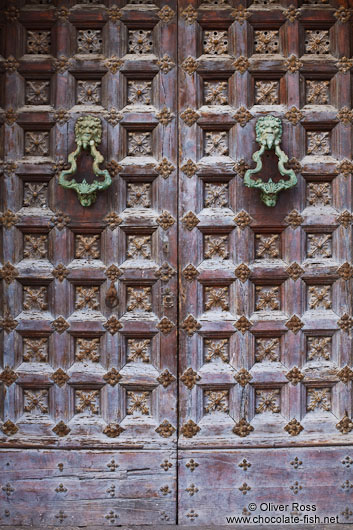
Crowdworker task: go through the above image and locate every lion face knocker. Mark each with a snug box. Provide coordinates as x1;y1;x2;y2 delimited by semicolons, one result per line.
58;115;112;207
244;115;297;207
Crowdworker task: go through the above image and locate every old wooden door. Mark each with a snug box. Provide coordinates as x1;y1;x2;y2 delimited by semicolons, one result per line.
0;0;178;525
1;0;353;527
178;0;353;525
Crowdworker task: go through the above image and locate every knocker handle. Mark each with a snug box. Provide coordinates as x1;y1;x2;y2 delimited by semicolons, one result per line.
243;115;297;207
58;115;112;207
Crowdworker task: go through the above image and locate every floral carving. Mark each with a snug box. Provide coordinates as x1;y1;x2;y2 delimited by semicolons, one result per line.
204;235;228;260
285;315;304;334
75;286;99;310
286;262;304;281
255;338;280;362
284;418;304;436
204;338;229;363
158;5;175;23
205;131;228;156
255;81;279;105
308;285;331;310
234;106;253;127
307;233;332;259
285;106;303;125
233;418;254;437
53;56;72;73
23;182;48;208
103;368;121;386
24;234;47;259
0;313;18;332
235;368;252;387
51;316;69;334
181;5;198;24
51;368;70;387
183;264;199;281
307;388;331;411
305;30;330;55
77;81;101;105
204;183;228;208
107;5;122;23
337;262;353;280
235;263;251;283
127;391;150;415
181;56;198;75
23;286;48;311
156;107;174;126
180;108;199;126
156;158;175;179
0;366;18;386
4;55;19;72
337;57;353;74
182;211;200;231
127;287;151;312
103;423;125;438
0;262;18;284
24;389;48;414
233;56;249;74
27;30;51;54
336;412;353;434
75;390;99;415
205;390;229;413
157;369;176;388
337;366;353;384
307;336;331;361
104;56;124;74
232;4;249;24
181;419;200;438
286;366;304;385
156;262;176;282
77;30;103;54
337;210;353;228
203;31;228;55
254;30;279;54
157;317;175;335
182;315;201;336
204;81;228;105
157;54;175;73
181;367;200;389
255;286;280;311
1;420;18;436
104;316;122;334
181;159;198;177
76;338;100;362
306;80;329;105
128;30;153;54
284;5;300;22
285;210;303;228
75;235;100;259
155;420;176;437
307;182;331;206
52;421;71;437
256;389;280;414
128;132;152;156
234;315;252;334
234;210;252;229
25;132;49;156
52;264;69;282
205;287;229;311
285;55;302;73
128;80;152;105
104;212;122;230
255;234;280;259
23;337;48;362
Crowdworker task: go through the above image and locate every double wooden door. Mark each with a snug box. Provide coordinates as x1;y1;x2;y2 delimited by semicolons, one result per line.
1;0;353;525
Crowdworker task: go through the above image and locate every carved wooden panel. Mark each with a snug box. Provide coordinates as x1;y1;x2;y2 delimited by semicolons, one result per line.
178;0;353;522
0;0;177;524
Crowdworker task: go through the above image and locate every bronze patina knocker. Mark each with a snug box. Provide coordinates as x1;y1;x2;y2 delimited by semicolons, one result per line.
59;115;112;207
243;115;297;207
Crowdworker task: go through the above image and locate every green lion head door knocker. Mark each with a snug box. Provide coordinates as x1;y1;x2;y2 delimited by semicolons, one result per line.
59;115;112;207
243;115;297;207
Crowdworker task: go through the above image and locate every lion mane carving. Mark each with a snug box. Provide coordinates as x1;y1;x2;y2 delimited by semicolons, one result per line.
255;115;282;150
74;115;102;149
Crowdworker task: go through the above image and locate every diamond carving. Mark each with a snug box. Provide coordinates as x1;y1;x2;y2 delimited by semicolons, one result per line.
181;420;200;438
181;56;198;75
337;366;353;384
51;368;70;387
284;418;303;436
285;55;302;73
337;262;353;280
0;262;18;284
182;211;200;231
52;316;70;334
181;5;198;24
338;314;353;333
156;158;175;179
1;420;18;436
103;423;124;438
157;369;176;388
285;315;304;334
157;54;175;73
285;210;303;228
233;56;249;74
235;368;252;387
0;366;18;386
180;108;199;126
104;56;123;74
286;263;304;281
158;5;175;23
155;420;176;438
181;367;200;390
157;211;175;230
181;159;198;177
286;366;304;385
183;264;199;281
336;413;353;434
234;316;252;334
157;317;175;335
233;418;254;437
104;316;122;334
182;315;201;336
